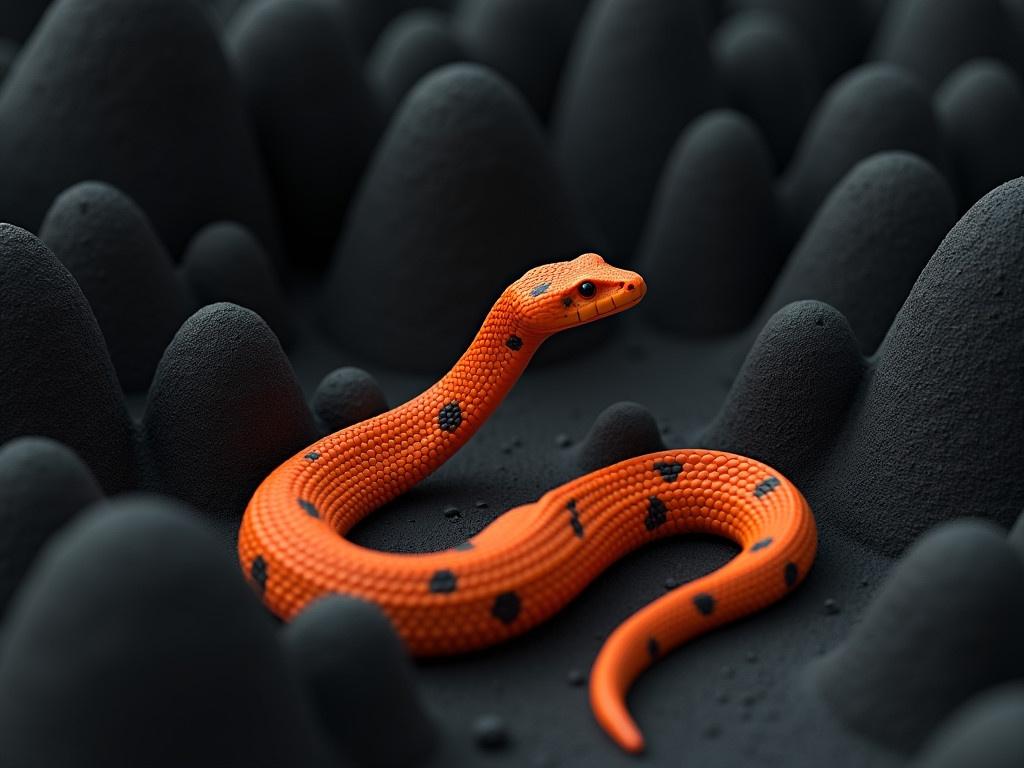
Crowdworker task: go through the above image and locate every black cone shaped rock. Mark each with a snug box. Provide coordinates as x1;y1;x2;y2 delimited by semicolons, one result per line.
778;64;942;237
936;59;1024;210
574;401;667;474
39;181;194;393
552;0;722;259
813;519;1024;753
368;9;467;116
455;0;590;122
0;224;136;494
227;0;381;269
324;63;594;372
872;0;1021;91
820;178;1024;552
181;221;292;347
703;301;863;473
283;595;436;768
0;437;102;619
712;10;820;168
916;684;1024;768
0;0;281;259
637;110;782;337
0;495;330;768
312;367;389;434
726;0;871;83
757;152;956;353
142;303;316;531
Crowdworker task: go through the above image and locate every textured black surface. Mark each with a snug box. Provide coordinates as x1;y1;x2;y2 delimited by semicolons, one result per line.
1;2;1023;766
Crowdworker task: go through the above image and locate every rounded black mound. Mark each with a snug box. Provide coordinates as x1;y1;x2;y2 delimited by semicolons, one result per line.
312;366;389;434
812;519;1024;754
142;303;316;532
39;180;194;393
637;109;781;337
282;595;437;768
323;63;595;373
227;0;381;269
0;223;136;494
0;436;102;619
0;495;331;768
914;683;1024;768
0;0;282;259
574;401;667;474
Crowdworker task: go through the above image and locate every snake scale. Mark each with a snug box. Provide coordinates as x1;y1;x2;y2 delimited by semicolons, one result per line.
239;253;817;753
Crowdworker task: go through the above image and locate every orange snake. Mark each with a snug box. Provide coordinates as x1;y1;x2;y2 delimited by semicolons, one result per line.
239;253;817;753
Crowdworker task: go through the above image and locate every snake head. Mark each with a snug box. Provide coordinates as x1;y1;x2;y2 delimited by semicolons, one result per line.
507;253;646;336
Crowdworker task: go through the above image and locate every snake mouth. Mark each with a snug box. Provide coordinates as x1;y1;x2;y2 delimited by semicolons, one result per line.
570;280;647;326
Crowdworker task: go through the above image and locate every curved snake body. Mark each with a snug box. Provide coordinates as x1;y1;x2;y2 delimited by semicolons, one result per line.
239;254;817;753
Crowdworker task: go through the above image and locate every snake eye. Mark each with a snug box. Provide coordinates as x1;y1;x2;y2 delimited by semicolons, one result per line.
578;281;596;298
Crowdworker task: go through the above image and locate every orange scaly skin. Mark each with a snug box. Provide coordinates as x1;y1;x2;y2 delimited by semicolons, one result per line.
239;253;817;754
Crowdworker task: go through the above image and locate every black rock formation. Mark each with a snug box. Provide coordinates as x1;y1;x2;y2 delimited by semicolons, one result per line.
871;0;1022;91
778;63;943;238
915;684;1024;768
757;152;956;353
282;595;436;768
0;437;102;619
39;181;194;393
181;221;292;346
324;63;594;372
0;224;136;493
637;110;782;336
552;0;722;260
936;58;1024;210
726;0;871;83
312;367;389;434
0;0;282;259
454;0;590;121
0;495;330;768
0;36;17;81
703;301;863;472
813;519;1024;753
142;304;316;530
574;401;667;474
712;10;821;168
1009;512;1024;563
0;0;49;42
368;9;467;115
227;0;381;270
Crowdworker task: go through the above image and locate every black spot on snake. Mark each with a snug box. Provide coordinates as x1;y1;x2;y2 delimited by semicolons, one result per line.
530;282;550;297
303;451;320;461
648;637;660;659
751;537;774;551
454;540;474;551
492;591;521;624
653;460;683;482
297;498;318;518
754;476;781;498
438;401;462;432
785;562;799;587
694;593;716;615
429;569;457;593
645;496;668;531
506;334;523;351
567;499;584;538
250;555;267;593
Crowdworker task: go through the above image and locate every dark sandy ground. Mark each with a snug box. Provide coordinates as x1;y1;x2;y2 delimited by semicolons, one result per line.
1;1;1024;767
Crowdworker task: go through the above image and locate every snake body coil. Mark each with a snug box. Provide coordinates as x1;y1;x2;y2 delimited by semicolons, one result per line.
239;253;817;753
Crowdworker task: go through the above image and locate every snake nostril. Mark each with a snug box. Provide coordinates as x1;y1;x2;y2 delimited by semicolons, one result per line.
627;284;634;291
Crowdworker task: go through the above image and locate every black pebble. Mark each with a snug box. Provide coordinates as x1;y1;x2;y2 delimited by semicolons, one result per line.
368;9;467;115
227;0;381;268
637;110;782;336
0;496;331;768
181;221;292;346
553;0;722;258
142;303;316;535
823;598;840;615
0;437;102;619
0;0;282;259
814;519;1024;753
39;181;194;392
567;668;586;687
554;432;572;448
324;63;595;372
0;224;136;493
473;713;509;750
283;595;436;767
312;367;389;434
574;402;667;474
